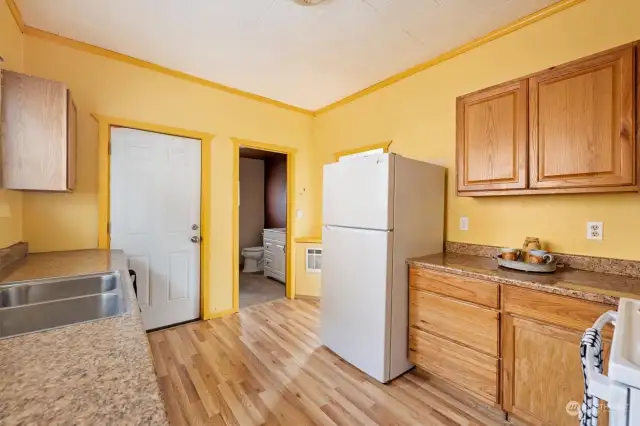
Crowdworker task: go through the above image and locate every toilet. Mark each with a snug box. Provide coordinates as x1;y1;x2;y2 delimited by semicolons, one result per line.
241;246;264;273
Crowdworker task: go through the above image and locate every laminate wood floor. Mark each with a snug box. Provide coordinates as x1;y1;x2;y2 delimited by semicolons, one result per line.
148;298;509;426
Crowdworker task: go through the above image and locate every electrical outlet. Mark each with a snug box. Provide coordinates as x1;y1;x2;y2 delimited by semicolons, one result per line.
459;217;469;231
587;222;603;240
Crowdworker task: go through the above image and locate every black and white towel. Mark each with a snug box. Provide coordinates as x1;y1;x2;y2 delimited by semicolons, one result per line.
580;327;603;426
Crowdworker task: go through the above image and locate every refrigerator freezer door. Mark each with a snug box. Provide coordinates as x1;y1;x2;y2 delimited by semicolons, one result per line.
321;225;393;383
323;153;394;231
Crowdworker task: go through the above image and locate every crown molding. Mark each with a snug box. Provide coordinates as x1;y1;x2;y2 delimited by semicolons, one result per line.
5;0;24;32
5;1;314;116
314;0;587;115
6;0;587;117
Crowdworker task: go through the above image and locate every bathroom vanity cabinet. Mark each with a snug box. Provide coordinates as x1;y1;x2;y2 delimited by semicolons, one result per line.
263;228;286;282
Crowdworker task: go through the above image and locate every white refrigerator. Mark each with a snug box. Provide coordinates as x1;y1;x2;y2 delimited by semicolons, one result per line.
321;153;445;383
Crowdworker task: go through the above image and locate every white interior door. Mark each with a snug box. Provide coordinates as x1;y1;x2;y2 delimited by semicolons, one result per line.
321;225;393;382
322;153;394;230
110;127;201;330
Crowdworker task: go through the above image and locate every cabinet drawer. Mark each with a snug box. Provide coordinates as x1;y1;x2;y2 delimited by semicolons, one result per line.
409;288;499;356
264;239;276;253
264;257;275;270
409;267;499;308
263;229;286;242
503;286;615;338
410;327;499;404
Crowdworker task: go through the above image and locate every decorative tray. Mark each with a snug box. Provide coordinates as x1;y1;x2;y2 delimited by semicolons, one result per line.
496;256;558;273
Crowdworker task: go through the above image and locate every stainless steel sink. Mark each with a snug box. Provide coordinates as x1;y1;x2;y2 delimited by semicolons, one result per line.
0;273;118;307
0;271;131;339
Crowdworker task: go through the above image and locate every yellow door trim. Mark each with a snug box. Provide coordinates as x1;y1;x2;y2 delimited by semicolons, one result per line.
232;138;297;312
95;114;215;320
333;141;392;161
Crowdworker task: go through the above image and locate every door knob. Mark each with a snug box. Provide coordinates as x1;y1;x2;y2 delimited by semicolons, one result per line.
192;224;199;230
191;236;201;243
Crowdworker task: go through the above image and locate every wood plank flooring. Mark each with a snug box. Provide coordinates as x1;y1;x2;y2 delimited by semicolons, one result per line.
148;298;509;426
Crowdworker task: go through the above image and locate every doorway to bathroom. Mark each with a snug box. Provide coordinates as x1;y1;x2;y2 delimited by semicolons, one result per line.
236;146;288;309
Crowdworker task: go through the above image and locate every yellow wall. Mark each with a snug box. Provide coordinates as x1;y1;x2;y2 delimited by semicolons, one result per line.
295;242;322;297
314;0;640;261
21;35;314;315
0;0;23;248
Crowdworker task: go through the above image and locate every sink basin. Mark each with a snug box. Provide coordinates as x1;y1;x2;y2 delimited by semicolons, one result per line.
0;271;131;339
0;273;118;307
0;293;126;338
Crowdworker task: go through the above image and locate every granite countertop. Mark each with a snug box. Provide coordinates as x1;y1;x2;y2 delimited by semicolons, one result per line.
408;252;640;306
0;250;168;425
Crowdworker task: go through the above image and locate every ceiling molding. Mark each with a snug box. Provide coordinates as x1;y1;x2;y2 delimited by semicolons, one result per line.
6;1;314;116
314;0;587;116
5;0;24;32
6;0;586;117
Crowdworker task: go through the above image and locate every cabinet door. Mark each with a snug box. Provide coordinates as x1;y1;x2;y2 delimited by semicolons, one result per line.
66;92;77;190
456;79;528;192
274;242;286;275
502;315;610;426
1;70;70;191
529;46;635;189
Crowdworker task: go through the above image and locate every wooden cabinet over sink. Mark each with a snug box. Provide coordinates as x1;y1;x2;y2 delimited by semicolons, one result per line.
1;70;77;191
457;43;638;197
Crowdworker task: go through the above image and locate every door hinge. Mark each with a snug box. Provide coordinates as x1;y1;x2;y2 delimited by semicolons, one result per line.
107;221;111;235
108;142;112;155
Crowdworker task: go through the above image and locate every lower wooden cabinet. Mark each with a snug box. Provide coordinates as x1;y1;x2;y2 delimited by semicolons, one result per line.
502;315;610;426
410;327;499;404
409;287;499;356
408;266;616;426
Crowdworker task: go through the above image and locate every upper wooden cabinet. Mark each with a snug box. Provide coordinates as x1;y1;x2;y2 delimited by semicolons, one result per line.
530;47;635;189
1;70;77;191
457;80;528;192
457;43;638;196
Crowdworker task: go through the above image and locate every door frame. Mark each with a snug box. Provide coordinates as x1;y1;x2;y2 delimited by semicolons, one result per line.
94;114;215;319
232;138;297;311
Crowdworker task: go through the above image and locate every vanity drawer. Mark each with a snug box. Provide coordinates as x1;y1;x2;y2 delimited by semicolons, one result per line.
410;327;499;404
503;286;614;338
263;229;286;243
409;267;499;309
264;257;274;270
264;239;276;253
409;288;499;356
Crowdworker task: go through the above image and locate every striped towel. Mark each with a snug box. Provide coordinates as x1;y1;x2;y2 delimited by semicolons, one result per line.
580;328;603;426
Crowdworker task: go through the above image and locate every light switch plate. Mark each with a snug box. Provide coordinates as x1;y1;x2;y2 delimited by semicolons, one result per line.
587;222;603;240
459;217;469;231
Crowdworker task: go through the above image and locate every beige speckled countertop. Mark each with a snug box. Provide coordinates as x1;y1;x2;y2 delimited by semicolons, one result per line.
0;250;168;425
408;252;640;306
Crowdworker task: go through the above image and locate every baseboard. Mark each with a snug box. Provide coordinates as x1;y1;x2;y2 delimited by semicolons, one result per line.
203;308;237;320
294;294;320;301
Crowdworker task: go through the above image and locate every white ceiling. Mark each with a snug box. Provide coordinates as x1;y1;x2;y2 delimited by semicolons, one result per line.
17;0;562;110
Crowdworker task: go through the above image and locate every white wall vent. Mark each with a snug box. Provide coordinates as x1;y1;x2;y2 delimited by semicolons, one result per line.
306;248;322;273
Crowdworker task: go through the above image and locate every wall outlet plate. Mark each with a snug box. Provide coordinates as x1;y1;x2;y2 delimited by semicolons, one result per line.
459;217;469;231
587;222;603;240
